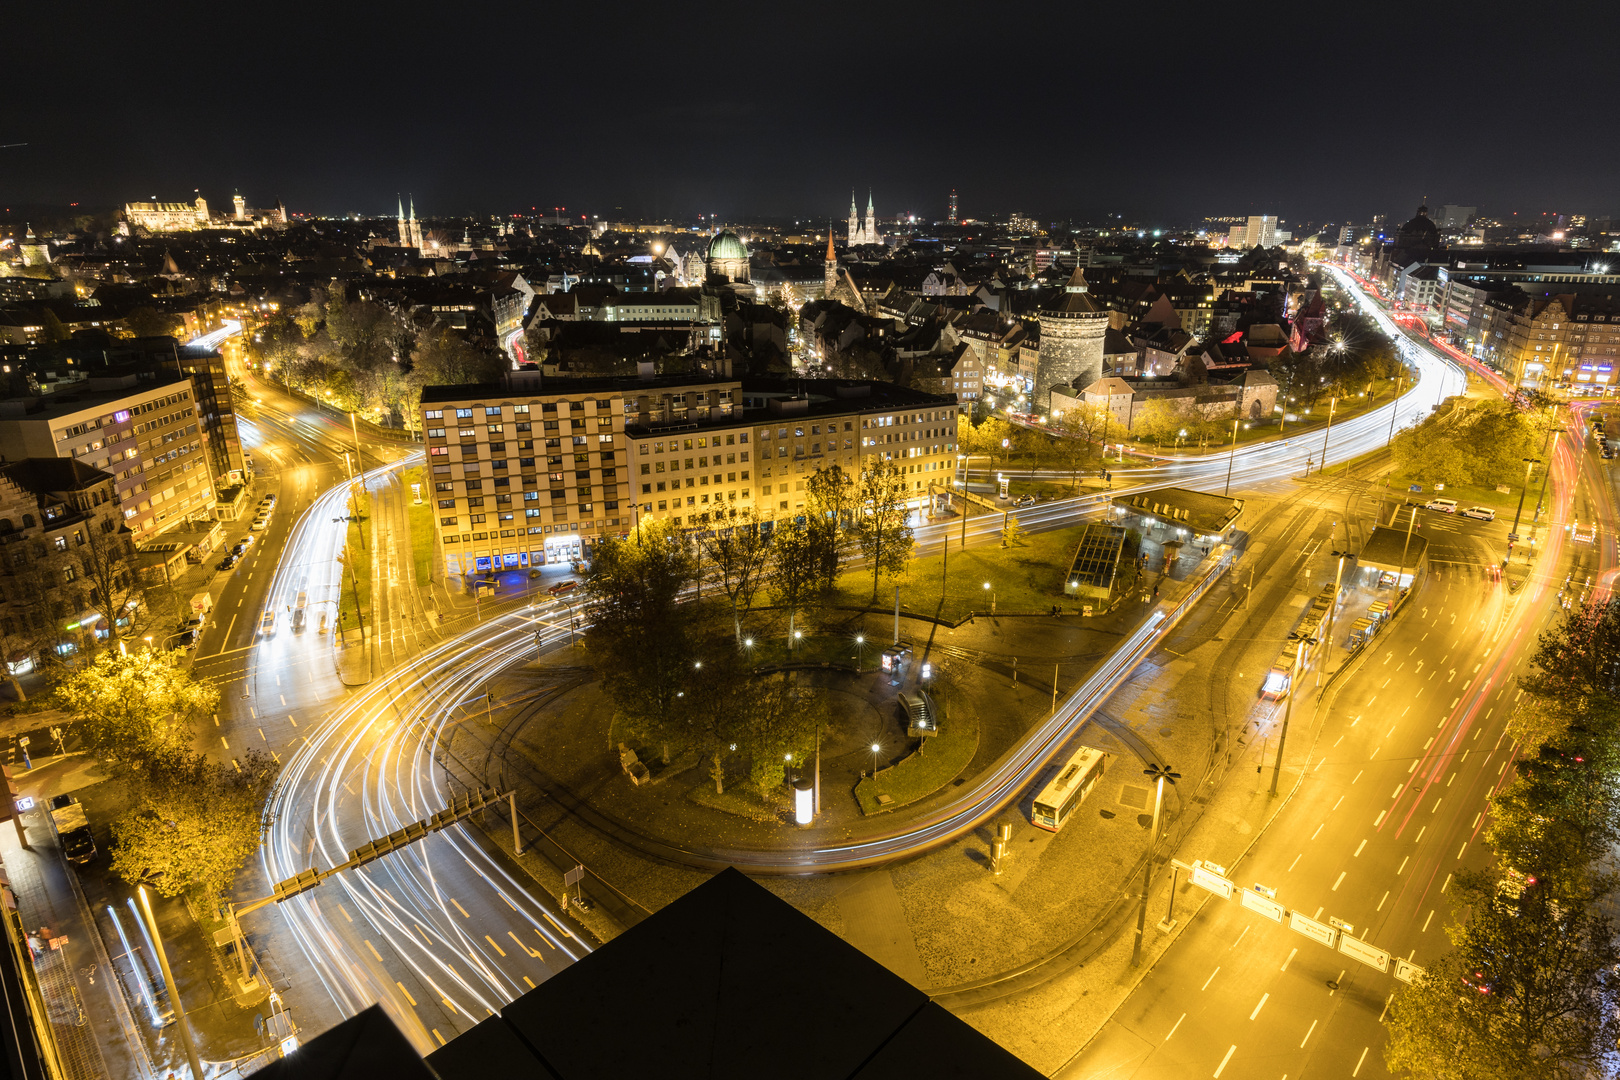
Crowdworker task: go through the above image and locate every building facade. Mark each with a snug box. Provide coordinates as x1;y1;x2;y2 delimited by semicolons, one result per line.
418;375;959;576
0;377;218;540
122;198;209;233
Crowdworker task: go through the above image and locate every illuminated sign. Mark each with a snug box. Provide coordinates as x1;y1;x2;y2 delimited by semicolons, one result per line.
114;410;130;423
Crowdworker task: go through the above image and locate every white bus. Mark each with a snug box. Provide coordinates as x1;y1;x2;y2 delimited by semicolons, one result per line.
1030;746;1109;832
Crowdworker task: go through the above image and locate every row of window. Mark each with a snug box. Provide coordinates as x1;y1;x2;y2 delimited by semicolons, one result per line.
424;399;615;421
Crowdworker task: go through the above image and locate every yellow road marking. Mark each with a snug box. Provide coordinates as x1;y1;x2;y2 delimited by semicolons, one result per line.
365;940;382;961
396;981;417;1006
485;934;506;957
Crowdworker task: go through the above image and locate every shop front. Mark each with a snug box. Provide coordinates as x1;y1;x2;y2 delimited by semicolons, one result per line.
445;529;593;578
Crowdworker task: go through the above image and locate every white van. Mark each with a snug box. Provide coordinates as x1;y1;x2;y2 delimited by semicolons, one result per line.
1424;497;1458;513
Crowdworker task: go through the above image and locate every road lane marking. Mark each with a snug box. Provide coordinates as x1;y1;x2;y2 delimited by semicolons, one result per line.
1432;798;1443;813
1202;966;1220;991
508;931;539;958
1398;856;1409;875
1233;926;1249;948
396;982;416;1006
1332;872;1346;891
1249;993;1269;1020
433;1030;445;1046
221;737;229;749
1352;770;1362;784
1354;839;1366;856
540;916;570;939
338;903;352;923
1353;1046;1369;1076
1472;813;1482;828
1422;909;1435;932
1374;811;1386;827
1281;947;1297;972
1313;907;1324;920
1377;890;1389;911
1416;826;1426;842
1213;1045;1236;1078
1457;841;1468;859
523;976;536;989
449;898;469;918
365;940;382;961
1300;1019;1317;1048
1329;969;1345;994
1442;873;1453;893
485;934;507;957
1166;1013;1185;1041
1379;994;1395;1022
1288;854;1301;871
1312;824;1323;840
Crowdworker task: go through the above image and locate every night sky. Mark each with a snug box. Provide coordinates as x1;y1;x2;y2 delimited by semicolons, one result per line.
6;1;1619;226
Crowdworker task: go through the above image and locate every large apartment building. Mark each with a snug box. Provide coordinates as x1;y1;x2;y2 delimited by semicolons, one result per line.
0;375;218;540
418;373;958;578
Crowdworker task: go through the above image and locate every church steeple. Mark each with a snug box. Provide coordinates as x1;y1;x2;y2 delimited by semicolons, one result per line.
824;223;838;297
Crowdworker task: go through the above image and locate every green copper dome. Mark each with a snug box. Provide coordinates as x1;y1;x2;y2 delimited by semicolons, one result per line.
707;229;748;261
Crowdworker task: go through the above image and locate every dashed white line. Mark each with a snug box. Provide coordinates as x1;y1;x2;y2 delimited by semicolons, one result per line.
1213;1045;1237;1078
1249;993;1269;1020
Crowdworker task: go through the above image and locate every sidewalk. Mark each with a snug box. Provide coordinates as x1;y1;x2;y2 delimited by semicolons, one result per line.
0;806;149;1080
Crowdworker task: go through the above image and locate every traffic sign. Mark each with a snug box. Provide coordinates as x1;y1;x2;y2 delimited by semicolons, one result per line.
1189;862;1234;899
1338;934;1390;973
1288;910;1336;947
1240;888;1285;923
1394;958;1426;985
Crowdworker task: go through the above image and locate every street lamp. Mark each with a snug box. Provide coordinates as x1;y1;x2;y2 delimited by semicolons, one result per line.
1508;456;1542;563
983;581;995;616
854;634;865;671
870;742;881;777
1131;762;1181;967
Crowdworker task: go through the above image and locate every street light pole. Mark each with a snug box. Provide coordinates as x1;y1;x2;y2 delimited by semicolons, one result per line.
137;887;205;1080
1269;643;1307;797
1318;395;1338;475
1387;374;1404;447
1131;763;1180;967
1224;415;1241;496
1508;456;1541;563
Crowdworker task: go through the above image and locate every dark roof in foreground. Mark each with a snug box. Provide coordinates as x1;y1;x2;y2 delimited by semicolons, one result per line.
1358;523;1430;570
256;868;1040;1080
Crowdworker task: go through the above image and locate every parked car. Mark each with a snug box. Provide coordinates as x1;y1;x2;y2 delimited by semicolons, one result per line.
1461;506;1496;521
217;554;238;571
548;580;580;598
261;493;277;509
250;517;269;530
233;537;254;556
175;630;198;651
61;826;96;864
1013;494;1037;507
1424;497;1459;513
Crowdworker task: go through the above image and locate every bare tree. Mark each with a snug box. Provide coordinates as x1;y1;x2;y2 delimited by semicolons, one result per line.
856;462;915;604
695;509;773;643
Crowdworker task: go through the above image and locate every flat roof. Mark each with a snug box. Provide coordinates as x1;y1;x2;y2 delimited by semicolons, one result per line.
1358;524;1429;570
1117;486;1244;535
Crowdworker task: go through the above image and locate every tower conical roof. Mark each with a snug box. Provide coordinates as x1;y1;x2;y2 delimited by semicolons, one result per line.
1049;267;1101;314
826;229;836;261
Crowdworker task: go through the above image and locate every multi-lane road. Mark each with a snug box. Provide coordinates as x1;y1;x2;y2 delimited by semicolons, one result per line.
215;272;1575;1072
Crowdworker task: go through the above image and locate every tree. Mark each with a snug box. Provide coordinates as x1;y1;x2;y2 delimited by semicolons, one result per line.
121;307;181;341
74;518;140;646
582;520;700;758
411;326;506;387
1384;870;1620;1080
1002;515;1025;548
695;509;772;643
740;676;826;791
54;650;219;768
768;520;822;647
804;465;856;591
1127;399;1184;448
855;462;915;603
111;748;279;902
